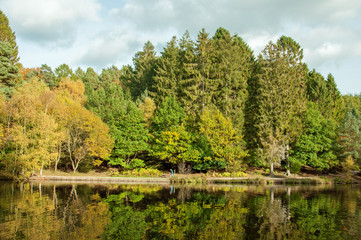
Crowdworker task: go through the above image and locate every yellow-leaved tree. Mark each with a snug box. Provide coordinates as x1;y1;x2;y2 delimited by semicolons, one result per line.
200;107;248;172
52;78;113;172
6;78;61;177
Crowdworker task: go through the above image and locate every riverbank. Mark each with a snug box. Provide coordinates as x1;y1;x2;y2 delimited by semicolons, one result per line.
26;173;361;185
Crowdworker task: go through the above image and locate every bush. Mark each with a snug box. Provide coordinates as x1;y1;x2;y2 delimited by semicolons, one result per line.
206;171;248;178
121;168;163;177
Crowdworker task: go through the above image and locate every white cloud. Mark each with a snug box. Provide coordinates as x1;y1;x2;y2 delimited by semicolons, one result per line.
1;0;361;93
317;43;343;58
1;0;101;45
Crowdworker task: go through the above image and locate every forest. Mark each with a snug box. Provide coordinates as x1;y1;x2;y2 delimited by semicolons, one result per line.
0;10;361;178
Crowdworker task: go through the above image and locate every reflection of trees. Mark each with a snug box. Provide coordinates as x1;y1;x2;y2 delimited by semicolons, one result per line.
290;191;344;240
1;183;361;240
177;186;192;202
256;187;295;240
199;191;248;240
0;183;110;240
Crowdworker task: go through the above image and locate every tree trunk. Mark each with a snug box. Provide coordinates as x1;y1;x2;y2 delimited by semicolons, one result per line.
285;143;290;176
286;162;291;176
40;161;44;176
269;162;275;177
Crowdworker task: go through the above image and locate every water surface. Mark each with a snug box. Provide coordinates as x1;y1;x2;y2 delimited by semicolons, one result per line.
0;182;360;239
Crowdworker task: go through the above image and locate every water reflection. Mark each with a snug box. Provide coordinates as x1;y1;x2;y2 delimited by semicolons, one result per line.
0;182;360;240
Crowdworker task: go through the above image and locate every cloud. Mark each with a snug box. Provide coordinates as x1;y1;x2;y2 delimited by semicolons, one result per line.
109;0;361;35
75;27;142;68
1;0;101;46
1;0;361;93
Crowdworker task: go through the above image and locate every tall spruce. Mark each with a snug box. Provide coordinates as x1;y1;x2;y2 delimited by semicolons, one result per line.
0;10;19;64
0;42;19;95
129;41;157;100
254;36;307;176
176;29;217;127
152;36;181;105
210;28;253;130
337;111;361;166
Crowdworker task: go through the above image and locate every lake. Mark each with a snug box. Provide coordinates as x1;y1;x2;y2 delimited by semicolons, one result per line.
0;181;360;239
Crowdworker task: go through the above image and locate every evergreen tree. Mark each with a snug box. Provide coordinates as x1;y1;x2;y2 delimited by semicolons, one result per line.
109;100;149;170
254;36;307;176
337;111;361;167
55;64;76;84
0;42;19;95
179;29;214;121
326;73;344;123
151;96;186;134
152;36;181;105
210;28;253;130
128;41;157;100
40;64;57;88
306;70;333;117
82;67;99;95
0;10;19;64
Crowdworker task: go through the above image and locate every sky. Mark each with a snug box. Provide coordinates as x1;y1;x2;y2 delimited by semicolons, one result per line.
1;0;360;94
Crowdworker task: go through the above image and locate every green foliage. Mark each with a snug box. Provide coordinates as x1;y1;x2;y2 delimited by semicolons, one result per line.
55;63;75;82
306;70;344;123
103;204;146;240
0;10;19;64
151;124;199;167
337;111;361;167
40;64;57;88
0;42;19;95
200;107;248;171
127;41;157;100
254;36;307;174
0;24;352;176
290;102;337;170
109;100;149;169
152;36;181;105
121;168;163;177
152;96;186;133
210;28;253;129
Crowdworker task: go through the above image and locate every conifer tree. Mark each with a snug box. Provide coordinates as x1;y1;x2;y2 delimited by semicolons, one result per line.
40;64;57;88
152;36;181;105
0;10;19;64
129;41;157;100
210;28;253;130
0;42;19;95
175;29;216;127
254;36;307;176
337;111;361;167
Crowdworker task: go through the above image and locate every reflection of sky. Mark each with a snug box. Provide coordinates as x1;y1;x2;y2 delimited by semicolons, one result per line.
1;0;361;94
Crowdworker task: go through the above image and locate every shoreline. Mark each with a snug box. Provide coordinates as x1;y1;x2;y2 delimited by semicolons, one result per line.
24;175;361;185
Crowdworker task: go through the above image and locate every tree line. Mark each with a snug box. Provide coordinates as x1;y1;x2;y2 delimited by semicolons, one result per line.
0;10;360;178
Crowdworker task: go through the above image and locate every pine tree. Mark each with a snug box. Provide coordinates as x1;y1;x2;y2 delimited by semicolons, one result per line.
129;41;157;100
40;64;57;88
337;111;361;167
109;100;149;170
326;73;344;123
0;10;19;64
210;28;253;130
0;42;19;95
151;96;186;134
152;36;181;105
254;36;307;176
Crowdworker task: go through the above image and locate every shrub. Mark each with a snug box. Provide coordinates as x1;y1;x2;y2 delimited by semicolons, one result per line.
121;168;163;177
